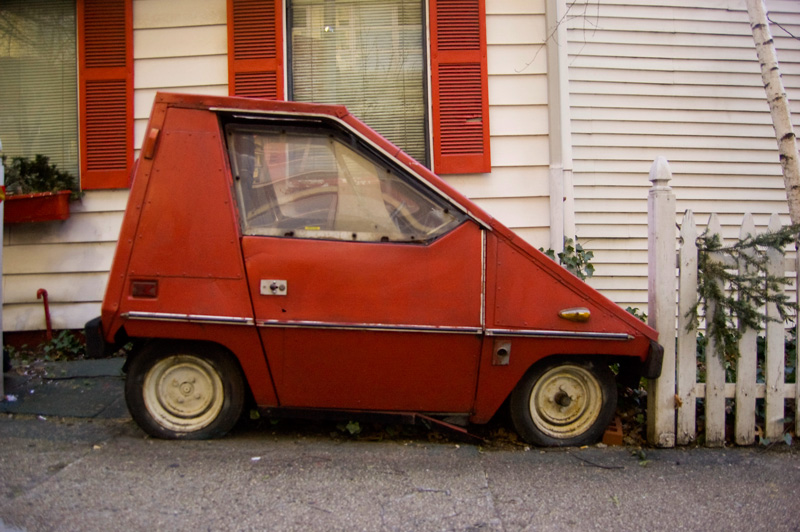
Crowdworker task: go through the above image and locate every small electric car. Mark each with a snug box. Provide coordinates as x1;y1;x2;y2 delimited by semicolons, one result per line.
86;92;662;446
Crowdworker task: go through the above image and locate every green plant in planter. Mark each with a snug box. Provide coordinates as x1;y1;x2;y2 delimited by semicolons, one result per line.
2;154;80;200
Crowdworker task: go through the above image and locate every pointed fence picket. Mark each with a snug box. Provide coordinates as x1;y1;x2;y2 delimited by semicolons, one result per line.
647;159;799;447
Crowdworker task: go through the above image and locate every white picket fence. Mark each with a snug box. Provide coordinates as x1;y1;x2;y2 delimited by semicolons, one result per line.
647;157;800;447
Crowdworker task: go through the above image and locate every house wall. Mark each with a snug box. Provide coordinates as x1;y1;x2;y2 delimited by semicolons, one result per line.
2;0;229;332
2;0;553;332
448;0;552;246
567;0;800;310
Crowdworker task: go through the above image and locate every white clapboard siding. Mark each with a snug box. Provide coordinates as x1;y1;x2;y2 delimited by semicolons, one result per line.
133;0;229;152
134;86;229;121
4;273;109;304
488;45;547;76
580;172;785;190
577;223;648;239
4;243;116;275
443;1;551;247
132;0;226;29
567;0;800;311
490;106;549;136
588;275;648;290
489;136;550;168
510;228;550;247
5;212;124;246
573;120;779;138
572;93;800;114
3;240;118;330
573;133;780;152
486;0;545;16
134;25;227;59
2;0;230;332
473;197;551;230
135;56;228;90
5;303;108;333
2;187;128;331
69;190;130;213
486;13;546;45
571;106;796;125
488;75;548;106
446;166;550;199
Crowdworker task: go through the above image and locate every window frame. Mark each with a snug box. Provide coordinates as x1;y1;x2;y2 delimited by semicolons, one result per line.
222;114;470;244
0;0;79;178
227;0;490;175
285;0;431;167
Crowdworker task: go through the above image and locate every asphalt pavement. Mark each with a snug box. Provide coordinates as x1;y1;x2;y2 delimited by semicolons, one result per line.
0;358;127;420
1;359;799;532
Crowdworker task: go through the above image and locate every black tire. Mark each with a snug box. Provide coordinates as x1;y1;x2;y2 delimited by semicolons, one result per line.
510;358;616;447
125;342;246;439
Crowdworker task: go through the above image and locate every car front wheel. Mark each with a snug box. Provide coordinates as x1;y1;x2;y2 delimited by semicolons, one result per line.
125;342;245;439
510;359;616;447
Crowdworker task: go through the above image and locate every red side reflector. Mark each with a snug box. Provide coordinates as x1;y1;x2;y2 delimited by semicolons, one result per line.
131;280;158;298
142;128;160;159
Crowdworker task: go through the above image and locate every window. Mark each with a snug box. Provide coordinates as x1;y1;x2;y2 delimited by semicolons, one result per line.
0;0;132;190
227;122;465;243
0;0;79;176
227;0;490;175
289;0;427;165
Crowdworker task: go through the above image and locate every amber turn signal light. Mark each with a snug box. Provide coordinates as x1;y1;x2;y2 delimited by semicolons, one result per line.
558;307;591;322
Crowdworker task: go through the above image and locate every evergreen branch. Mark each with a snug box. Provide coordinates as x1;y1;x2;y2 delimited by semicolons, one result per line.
687;223;800;365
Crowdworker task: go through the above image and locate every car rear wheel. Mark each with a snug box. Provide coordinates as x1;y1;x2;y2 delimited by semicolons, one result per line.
510;359;616;447
125;342;245;439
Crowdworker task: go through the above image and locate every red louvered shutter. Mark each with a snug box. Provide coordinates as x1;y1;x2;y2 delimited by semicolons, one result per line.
78;0;133;190
429;0;490;174
228;0;284;99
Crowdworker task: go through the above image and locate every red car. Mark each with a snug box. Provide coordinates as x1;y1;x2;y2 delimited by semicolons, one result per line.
86;92;662;447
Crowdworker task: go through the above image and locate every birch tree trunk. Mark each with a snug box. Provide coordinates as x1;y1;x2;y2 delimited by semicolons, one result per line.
746;0;800;225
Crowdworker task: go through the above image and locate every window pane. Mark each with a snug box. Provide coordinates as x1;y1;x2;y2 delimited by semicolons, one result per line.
228;124;464;243
290;0;426;165
0;0;78;177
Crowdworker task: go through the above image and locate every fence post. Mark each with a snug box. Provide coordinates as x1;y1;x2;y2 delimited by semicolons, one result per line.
796;239;800;441
647;157;676;447
735;214;758;445
765;213;786;440
676;210;698;444
704;214;726;446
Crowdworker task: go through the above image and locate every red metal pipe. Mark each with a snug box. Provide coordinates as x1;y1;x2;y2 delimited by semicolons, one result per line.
36;289;52;342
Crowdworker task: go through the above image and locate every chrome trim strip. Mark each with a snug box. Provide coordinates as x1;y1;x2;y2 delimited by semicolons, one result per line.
124;311;631;341
123;312;632;341
123;311;254;326
486;328;634;341
257;319;482;335
210;106;492;231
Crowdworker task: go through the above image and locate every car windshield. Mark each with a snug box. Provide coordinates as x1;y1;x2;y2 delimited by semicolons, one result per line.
226;124;465;243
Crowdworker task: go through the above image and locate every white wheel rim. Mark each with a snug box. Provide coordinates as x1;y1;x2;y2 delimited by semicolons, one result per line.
528;365;603;439
143;355;224;433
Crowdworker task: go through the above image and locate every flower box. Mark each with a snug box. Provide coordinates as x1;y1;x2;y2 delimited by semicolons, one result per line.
4;190;72;224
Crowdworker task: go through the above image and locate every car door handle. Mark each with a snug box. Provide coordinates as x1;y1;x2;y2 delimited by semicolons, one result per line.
261;279;288;296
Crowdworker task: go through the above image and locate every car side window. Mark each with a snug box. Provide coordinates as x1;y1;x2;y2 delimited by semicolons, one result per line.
226;124;465;243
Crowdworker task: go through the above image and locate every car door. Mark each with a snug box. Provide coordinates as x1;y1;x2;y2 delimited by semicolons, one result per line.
228;120;484;412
